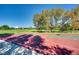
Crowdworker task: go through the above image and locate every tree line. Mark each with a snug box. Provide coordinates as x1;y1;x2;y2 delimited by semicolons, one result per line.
0;25;34;30
33;6;79;32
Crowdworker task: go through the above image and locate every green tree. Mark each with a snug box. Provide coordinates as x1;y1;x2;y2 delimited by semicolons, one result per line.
33;14;42;31
33;6;79;32
0;25;10;30
49;8;64;31
41;10;50;31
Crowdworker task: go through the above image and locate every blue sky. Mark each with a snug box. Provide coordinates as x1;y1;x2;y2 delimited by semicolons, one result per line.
0;4;78;27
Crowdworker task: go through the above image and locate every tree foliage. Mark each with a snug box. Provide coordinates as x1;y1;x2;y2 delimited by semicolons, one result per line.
0;25;10;30
33;6;79;32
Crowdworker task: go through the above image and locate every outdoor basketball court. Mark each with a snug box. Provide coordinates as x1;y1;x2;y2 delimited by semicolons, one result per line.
0;33;79;55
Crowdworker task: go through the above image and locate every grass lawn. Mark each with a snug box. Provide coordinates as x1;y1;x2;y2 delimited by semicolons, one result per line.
0;29;37;34
0;29;79;34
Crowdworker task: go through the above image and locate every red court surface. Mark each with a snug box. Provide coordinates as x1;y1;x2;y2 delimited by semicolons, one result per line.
0;33;79;55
